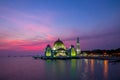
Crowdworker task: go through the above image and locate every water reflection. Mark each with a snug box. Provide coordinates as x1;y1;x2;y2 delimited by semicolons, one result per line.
84;59;89;73
70;59;77;80
44;60;67;80
0;57;119;80
103;60;108;80
44;59;110;80
90;59;94;75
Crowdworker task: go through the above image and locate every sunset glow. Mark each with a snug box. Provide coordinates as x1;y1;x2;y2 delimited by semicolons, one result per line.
0;0;120;55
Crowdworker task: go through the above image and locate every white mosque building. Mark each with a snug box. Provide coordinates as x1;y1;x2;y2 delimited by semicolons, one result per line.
44;37;81;57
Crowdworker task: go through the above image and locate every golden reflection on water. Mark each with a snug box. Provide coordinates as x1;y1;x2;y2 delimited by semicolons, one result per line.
44;59;109;80
90;59;94;74
103;60;108;79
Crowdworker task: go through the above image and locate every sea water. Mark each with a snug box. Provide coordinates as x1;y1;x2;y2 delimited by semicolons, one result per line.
0;57;120;80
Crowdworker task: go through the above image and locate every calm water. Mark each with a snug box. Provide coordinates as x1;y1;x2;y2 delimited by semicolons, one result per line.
0;57;120;80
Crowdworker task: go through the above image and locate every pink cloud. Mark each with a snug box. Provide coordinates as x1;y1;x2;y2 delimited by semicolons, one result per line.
0;7;57;41
0;39;45;51
0;7;92;51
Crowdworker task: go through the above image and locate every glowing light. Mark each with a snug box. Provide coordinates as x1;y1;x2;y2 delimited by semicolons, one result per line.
90;59;94;74
45;47;52;57
103;60;108;79
71;48;76;56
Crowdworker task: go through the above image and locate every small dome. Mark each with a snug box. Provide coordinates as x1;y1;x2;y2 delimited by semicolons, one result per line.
53;39;66;50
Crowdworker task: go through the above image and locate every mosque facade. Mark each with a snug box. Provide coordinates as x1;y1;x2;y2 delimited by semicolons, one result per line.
44;37;81;57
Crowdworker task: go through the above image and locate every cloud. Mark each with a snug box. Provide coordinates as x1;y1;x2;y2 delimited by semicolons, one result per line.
0;7;58;52
0;7;57;40
0;6;120;53
63;29;120;42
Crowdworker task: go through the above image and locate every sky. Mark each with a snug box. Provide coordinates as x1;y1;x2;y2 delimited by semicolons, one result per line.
0;0;120;55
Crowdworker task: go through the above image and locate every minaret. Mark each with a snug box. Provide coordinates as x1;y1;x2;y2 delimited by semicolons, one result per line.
76;37;81;54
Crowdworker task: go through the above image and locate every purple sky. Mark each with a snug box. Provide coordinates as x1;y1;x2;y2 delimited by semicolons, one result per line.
0;0;120;55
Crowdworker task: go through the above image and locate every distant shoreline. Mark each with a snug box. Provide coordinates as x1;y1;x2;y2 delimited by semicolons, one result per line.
33;56;120;61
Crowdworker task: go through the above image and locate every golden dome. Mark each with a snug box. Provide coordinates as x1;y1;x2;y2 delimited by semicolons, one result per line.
53;39;66;50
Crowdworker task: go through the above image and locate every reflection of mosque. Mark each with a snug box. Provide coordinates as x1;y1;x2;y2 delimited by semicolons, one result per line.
45;37;81;57
44;59;109;80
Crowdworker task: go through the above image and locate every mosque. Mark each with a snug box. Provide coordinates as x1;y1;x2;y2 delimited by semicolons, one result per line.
44;37;81;57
